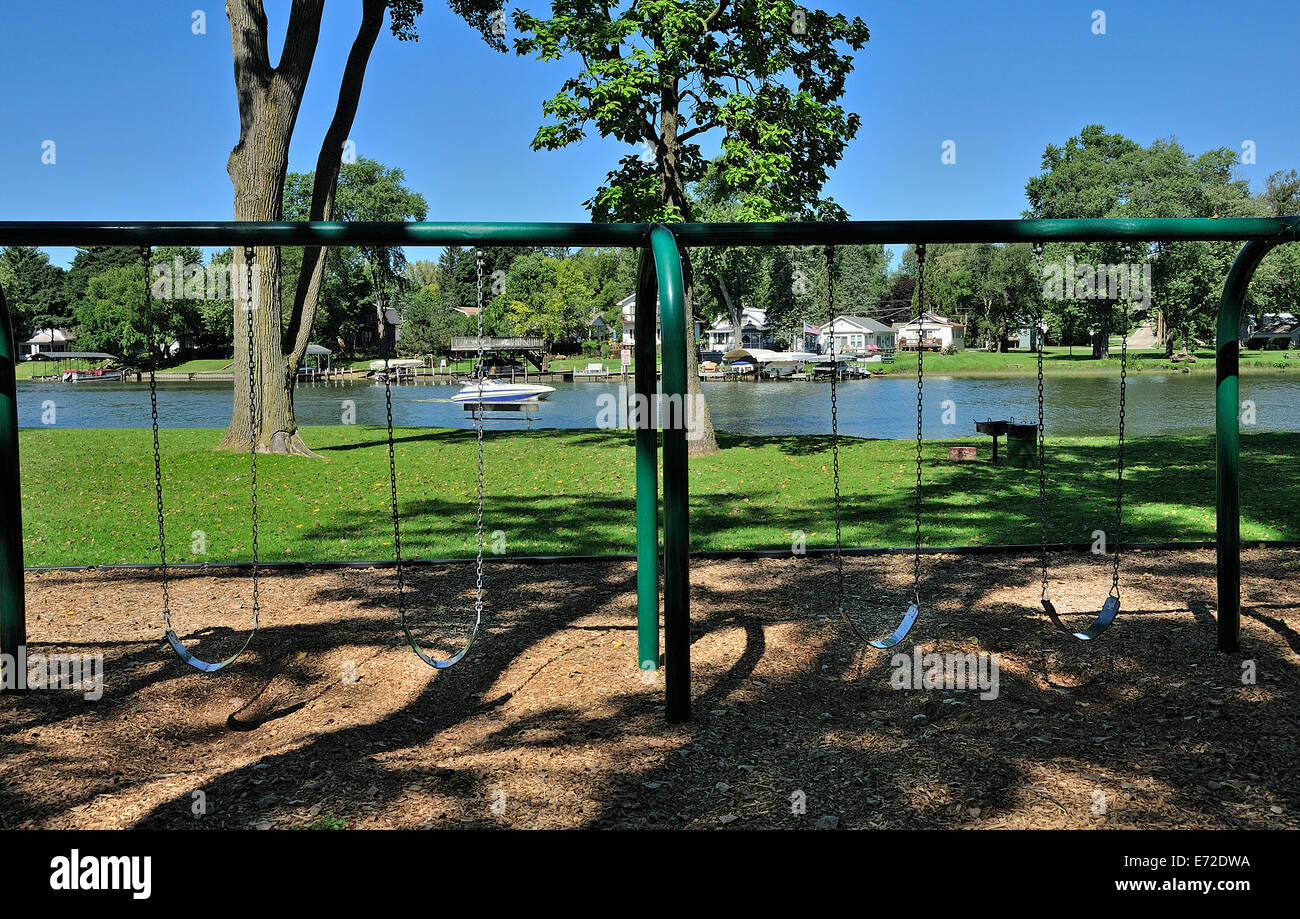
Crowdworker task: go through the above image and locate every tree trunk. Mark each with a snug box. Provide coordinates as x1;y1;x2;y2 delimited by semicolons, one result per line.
1091;324;1111;360
219;0;385;456
375;285;388;352
220;244;317;455
681;251;718;456
719;276;741;348
658;75;718;456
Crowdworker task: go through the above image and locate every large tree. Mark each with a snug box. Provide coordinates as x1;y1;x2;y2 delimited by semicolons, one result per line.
515;1;869;455
0;247;67;342
283;157;429;353
395;285;469;356
1025;127;1260;359
1025;125;1143;359
501;252;597;346
74;263;201;364
220;0;501;455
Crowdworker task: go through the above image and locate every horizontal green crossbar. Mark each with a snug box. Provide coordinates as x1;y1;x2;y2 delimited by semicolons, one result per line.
0;217;1295;248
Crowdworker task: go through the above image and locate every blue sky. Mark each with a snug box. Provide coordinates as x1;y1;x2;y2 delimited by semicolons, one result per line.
2;0;1297;268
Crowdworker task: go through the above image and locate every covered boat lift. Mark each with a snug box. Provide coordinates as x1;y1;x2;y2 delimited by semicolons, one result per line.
26;350;119;380
722;348;821;378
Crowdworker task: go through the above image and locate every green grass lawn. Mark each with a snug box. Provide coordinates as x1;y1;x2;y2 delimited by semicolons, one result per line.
871;346;1299;377
160;358;234;373
14;361;50;380
17;426;1299;567
17;357;233;378
546;356;636;372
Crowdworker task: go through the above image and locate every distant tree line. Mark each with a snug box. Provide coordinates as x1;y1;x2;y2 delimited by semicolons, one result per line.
5;128;1297;367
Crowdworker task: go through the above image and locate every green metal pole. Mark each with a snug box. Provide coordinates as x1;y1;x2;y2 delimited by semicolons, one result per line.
650;226;691;723
1215;240;1275;653
634;248;660;671
0;281;26;677
1;217;1296;248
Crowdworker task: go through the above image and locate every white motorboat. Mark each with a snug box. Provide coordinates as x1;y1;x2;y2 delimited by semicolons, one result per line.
451;377;556;404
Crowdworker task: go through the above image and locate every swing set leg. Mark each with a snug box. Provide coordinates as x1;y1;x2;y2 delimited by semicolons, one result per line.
648;226;691;724
0;283;26;683
1214;240;1276;654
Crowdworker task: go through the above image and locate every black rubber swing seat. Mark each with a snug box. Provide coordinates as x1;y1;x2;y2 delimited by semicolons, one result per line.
401;611;481;670
1041;595;1119;642
839;602;920;650
163;609;259;673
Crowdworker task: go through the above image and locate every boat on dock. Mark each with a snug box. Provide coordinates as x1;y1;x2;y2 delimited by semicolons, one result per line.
61;367;123;383
370;358;424;383
721;348;822;379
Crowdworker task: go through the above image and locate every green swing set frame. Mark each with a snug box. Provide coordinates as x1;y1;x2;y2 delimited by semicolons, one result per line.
0;217;1295;722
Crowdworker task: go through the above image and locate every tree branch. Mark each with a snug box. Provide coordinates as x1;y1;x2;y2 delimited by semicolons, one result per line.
275;0;326;95
226;0;273;89
702;1;729;30
225;0;273;159
282;0;387;359
677;121;718;143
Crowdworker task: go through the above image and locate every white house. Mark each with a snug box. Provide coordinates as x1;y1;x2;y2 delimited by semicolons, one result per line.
21;328;75;359
895;312;965;351
820;316;897;355
620;293;703;346
705;307;775;351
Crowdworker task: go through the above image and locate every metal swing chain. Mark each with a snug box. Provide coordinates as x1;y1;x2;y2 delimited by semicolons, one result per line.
243;246;261;628
1034;243;1049;601
383;274;405;628
473;251;486;622
1112;243;1131;598
912;243;927;606
826;245;844;610
143;247;172;617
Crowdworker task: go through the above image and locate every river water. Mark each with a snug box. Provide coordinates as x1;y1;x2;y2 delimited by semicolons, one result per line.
15;374;1300;438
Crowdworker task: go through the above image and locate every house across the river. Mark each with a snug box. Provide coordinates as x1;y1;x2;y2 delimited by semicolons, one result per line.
819;316;897;355
20;328;76;359
703;307;775;352
895;312;965;351
619;293;704;346
1245;313;1300;349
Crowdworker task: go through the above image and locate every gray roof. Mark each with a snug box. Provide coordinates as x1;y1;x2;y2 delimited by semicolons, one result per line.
306;344;332;355
29;351;117;361
1250;319;1299;337
832;316;894;333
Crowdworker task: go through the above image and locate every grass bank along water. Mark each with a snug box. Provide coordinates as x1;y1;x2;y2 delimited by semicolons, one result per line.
18;427;1300;567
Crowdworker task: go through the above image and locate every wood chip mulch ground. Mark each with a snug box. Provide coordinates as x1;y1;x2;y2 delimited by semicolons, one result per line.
1;548;1296;830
